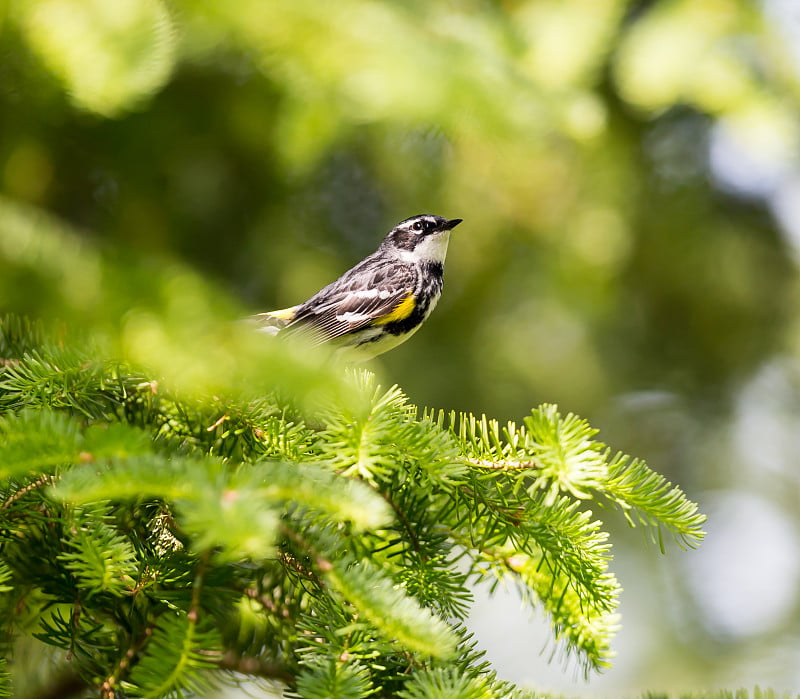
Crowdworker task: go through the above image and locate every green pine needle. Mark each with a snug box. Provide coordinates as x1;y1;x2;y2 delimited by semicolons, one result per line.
397;667;494;699
0;659;11;698
124;612;222;698
603;450;706;550
58;504;139;597
325;554;459;659
293;659;374;699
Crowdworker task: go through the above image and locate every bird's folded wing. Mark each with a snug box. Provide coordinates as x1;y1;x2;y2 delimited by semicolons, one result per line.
286;265;417;343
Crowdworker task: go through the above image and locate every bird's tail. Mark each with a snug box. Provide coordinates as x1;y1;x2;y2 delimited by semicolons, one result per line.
249;306;299;336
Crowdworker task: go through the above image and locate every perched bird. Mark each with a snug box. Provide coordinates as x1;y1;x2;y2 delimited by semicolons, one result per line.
253;214;462;361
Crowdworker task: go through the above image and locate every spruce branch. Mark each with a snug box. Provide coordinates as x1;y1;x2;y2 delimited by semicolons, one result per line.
523;405;609;503
0;473;57;510
122;611;222;698
603;451;706;549
437;404;705;549
292;658;374;699
0;315;706;696
58;503;139;598
0;659;10;698
396;666;494;699
324;552;459;660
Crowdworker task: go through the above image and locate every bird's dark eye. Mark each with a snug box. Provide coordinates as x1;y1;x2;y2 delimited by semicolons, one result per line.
412;221;424;232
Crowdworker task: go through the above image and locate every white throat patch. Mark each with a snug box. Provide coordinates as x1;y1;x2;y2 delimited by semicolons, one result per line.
398;231;451;263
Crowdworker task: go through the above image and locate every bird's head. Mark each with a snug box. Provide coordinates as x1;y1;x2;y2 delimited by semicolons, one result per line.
381;215;463;263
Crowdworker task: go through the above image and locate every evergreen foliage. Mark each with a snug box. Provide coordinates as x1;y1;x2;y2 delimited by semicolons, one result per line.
0;314;705;698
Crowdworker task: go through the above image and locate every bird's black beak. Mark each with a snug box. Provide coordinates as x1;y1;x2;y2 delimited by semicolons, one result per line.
444;218;463;230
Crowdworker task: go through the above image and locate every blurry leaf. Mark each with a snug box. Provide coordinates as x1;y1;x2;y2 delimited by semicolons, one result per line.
83;422;153;460
0;196;103;315
179;482;280;561
0;406;151;477
14;0;177;116
52;454;215;503
0;409;82;477
244;460;392;532
613;0;756;113
513;0;625;90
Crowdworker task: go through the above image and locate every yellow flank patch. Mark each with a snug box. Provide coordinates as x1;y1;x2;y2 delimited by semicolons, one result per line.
267;307;297;320
375;294;416;325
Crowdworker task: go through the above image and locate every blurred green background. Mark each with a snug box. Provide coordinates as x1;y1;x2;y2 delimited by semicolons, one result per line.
2;0;800;694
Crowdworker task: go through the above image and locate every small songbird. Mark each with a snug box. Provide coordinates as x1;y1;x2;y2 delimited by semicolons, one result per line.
253;214;463;362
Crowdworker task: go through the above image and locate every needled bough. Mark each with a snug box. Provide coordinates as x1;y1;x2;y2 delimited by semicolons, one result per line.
0;315;705;698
